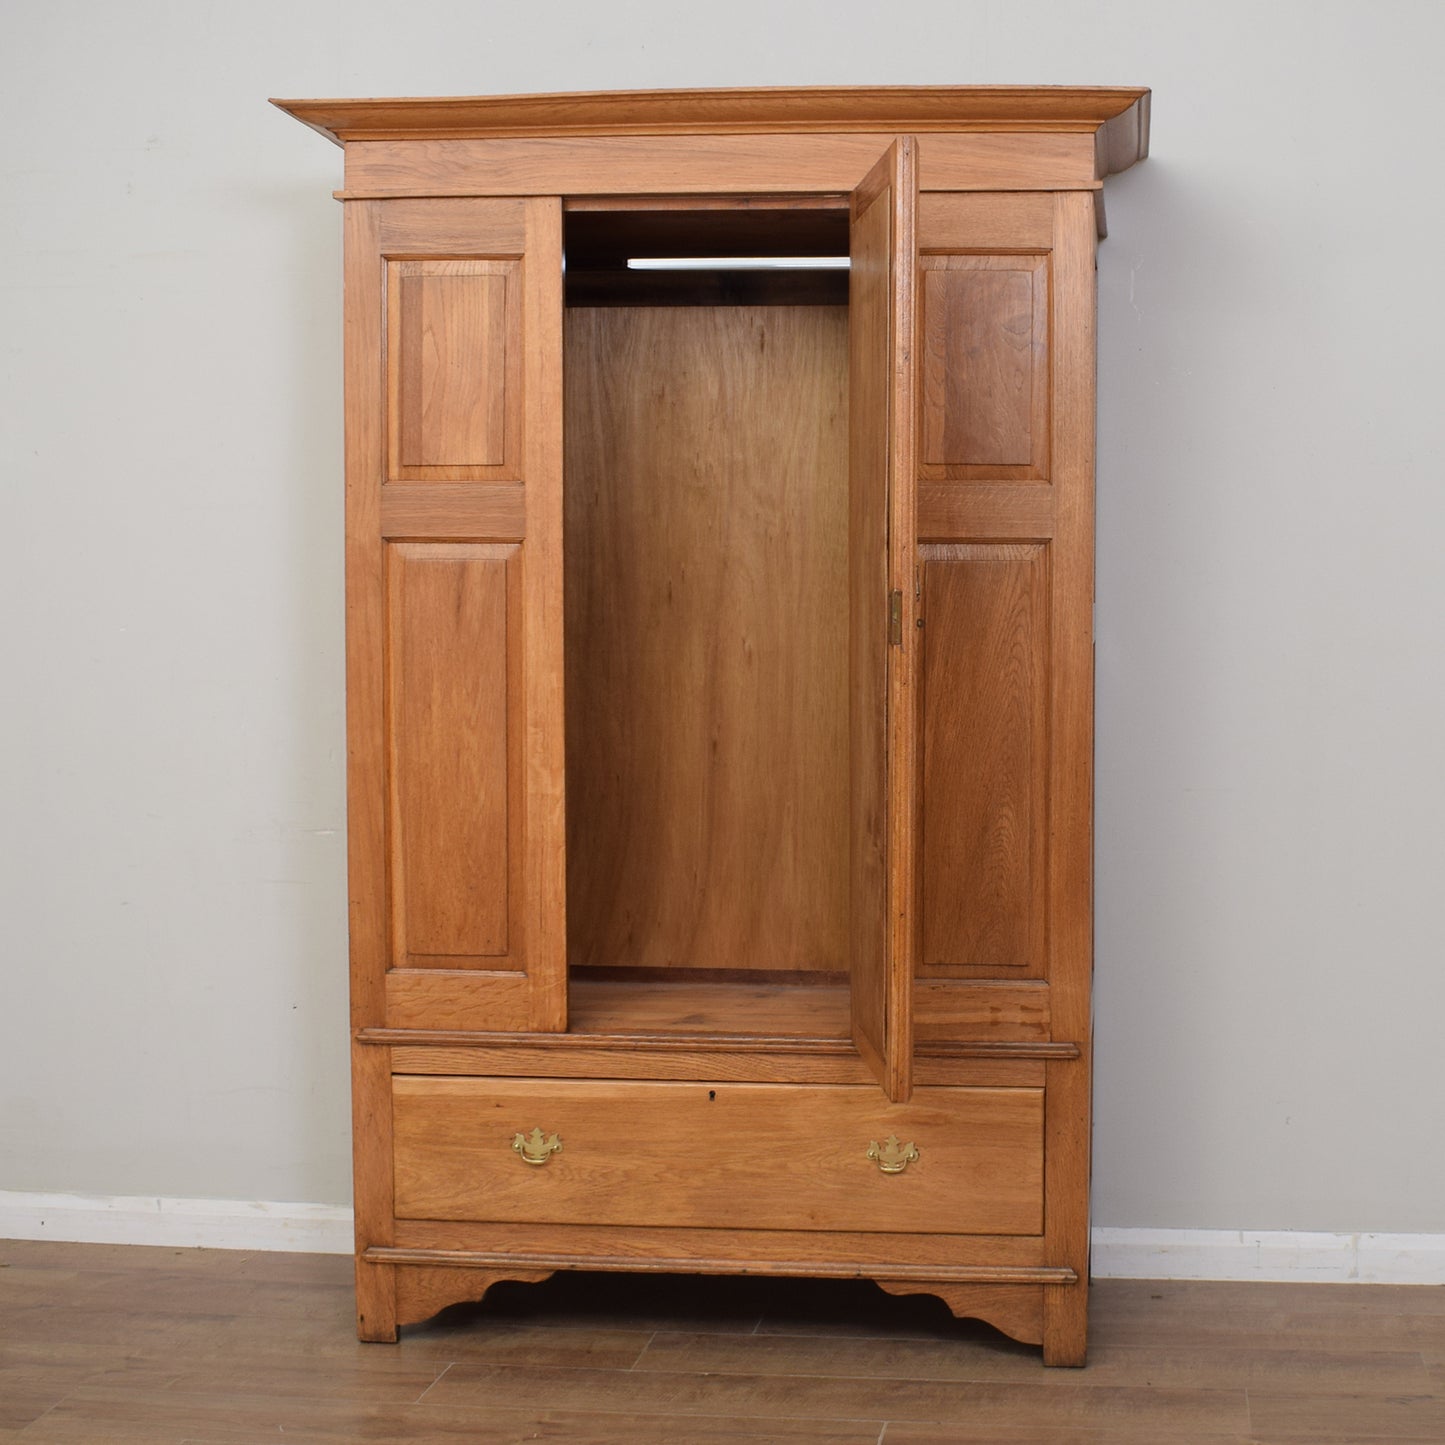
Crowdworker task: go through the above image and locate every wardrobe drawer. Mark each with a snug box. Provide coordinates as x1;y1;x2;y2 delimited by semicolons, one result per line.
392;1077;1043;1236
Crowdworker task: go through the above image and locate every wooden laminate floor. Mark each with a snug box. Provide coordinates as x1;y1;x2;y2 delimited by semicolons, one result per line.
1;1240;1443;1442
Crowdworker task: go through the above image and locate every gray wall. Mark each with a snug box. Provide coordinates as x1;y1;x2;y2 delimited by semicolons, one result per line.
3;1;1441;1231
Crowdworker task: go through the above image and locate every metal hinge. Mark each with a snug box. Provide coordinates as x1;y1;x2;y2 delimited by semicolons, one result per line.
888;590;903;646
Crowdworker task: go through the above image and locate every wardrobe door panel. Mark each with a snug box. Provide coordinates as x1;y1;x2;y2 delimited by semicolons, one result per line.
346;196;565;1035
849;139;919;1102
910;201;1064;990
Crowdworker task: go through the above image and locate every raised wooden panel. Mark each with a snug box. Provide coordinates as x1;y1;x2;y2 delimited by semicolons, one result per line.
397;267;507;467
564;305;848;976
392;1079;1044;1236
920;543;1049;976
387;542;522;967
920;255;1049;481
386;260;521;482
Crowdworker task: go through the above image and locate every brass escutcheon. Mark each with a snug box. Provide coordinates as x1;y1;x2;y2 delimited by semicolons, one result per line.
512;1127;563;1166
866;1135;920;1174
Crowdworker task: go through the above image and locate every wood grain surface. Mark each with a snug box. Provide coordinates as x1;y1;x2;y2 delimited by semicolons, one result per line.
1038;190;1100;1368
919;542;1050;976
386;1041;1046;1088
340;200;388;1032
388;260;520;479
386;542;520;965
386;1216;1061;1273
273;84;1151;150
918;190;1056;250
378;480;525;538
563;304;849;977
349;1041;397;1341
338;133;1101;199
391;1078;1043;1236
919;253;1050;480
348;195;569;1050
516;196;569;1035
847;139;917;1103
917;479;1057;541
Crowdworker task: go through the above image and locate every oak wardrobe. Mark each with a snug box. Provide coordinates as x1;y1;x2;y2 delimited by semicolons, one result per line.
276;85;1151;1366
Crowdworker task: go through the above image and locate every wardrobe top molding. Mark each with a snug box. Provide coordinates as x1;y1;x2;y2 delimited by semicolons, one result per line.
272;84;1150;178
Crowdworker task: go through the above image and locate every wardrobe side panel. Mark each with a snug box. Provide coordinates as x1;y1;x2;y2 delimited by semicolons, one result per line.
911;185;1096;1365
1040;192;1098;1368
343;201;396;1341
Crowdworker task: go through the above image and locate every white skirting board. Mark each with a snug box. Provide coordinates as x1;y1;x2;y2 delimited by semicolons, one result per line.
1;1193;1443;1284
0;1191;353;1255
1090;1227;1445;1284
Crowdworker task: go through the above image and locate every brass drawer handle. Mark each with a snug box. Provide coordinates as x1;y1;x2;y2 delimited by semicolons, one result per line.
512;1127;563;1166
867;1135;920;1175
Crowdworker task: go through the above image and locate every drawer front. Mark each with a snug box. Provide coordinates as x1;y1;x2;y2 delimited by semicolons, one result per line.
392;1077;1043;1236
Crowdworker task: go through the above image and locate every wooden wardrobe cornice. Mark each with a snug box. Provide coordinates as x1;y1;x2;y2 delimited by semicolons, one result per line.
271;85;1150;176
